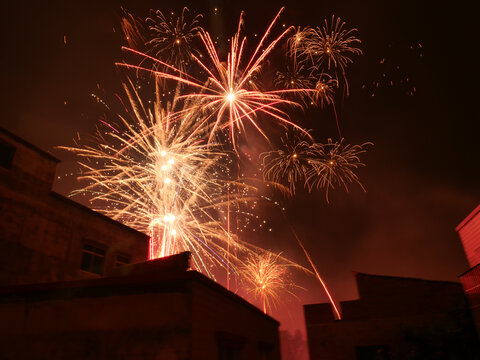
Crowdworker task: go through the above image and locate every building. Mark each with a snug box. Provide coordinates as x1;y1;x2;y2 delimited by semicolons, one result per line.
0;126;149;286
0;128;282;359
457;204;480;333
304;273;479;360
0;252;281;360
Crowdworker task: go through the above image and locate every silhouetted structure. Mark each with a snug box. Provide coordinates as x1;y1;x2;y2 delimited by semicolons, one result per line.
457;204;480;334
0;128;282;359
0;252;281;360
304;273;479;360
0;127;148;285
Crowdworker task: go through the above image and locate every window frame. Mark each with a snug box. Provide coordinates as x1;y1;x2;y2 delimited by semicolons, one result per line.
80;241;107;275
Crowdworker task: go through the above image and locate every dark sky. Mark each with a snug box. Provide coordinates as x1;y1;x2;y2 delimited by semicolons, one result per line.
2;0;479;334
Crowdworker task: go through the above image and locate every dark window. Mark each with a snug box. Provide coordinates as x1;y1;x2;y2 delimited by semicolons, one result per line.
217;332;245;360
258;342;273;360
80;243;106;275
0;141;16;169
218;345;241;360
114;254;131;267
355;345;390;360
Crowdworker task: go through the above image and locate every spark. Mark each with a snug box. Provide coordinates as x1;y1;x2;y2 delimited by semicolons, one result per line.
120;7;146;50
285;219;342;319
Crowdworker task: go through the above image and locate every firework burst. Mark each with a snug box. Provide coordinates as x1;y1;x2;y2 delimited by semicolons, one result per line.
61;79;265;277
240;252;299;314
146;7;203;73
274;63;314;105
294;16;362;94
261;135;317;194
119;8;313;148
308;139;371;202
312;73;338;108
63;7;368;320
261;136;371;199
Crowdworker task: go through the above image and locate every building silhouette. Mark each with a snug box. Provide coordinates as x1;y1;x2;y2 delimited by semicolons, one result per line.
0;127;149;285
304;273;479;360
0;252;280;360
0;127;281;359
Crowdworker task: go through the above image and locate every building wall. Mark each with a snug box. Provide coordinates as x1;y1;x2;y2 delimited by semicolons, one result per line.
305;274;479;360
190;279;281;360
0;127;148;286
307;310;475;360
460;264;480;336
457;204;480;335
457;204;480;268
0;291;192;360
0;266;281;360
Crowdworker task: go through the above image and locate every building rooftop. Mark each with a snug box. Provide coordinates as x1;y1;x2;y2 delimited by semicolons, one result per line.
305;272;466;323
0;252;279;325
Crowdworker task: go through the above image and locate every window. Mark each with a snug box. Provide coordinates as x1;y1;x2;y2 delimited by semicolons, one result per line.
114;254;131;267
218;345;241;360
80;243;106;275
0;140;16;169
217;332;245;360
258;342;273;360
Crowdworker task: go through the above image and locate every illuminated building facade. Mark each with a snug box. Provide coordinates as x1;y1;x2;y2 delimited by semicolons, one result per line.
457;204;480;334
0;127;149;286
304;273;479;360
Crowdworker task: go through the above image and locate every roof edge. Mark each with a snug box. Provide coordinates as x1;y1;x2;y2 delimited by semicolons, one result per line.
354;272;461;286
456;204;480;232
49;191;149;241
0;126;60;163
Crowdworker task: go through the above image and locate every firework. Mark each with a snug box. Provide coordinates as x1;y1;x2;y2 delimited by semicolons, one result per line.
274;63;314;105
312;73;337;108
120;7;146;50
64;7;369;318
274;65;312;90
294;16;362;94
308;139;371;202
119;8;312;147
287;26;309;62
261;136;317;194
240;252;298;314
61;79;264;277
285;220;342;319
261;136;371;199
146;7;203;73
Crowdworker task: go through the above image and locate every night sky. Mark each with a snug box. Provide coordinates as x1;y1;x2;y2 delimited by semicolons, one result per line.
2;0;479;335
